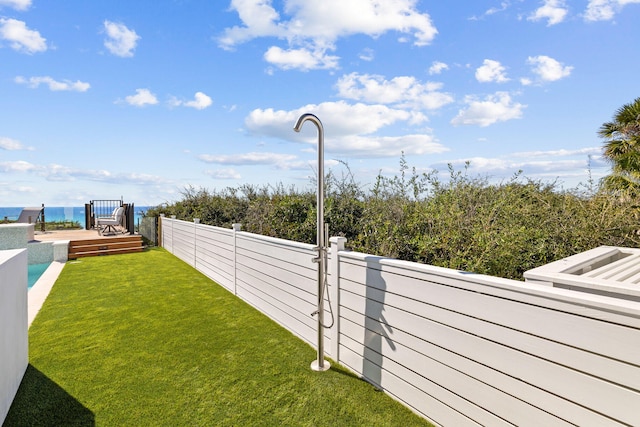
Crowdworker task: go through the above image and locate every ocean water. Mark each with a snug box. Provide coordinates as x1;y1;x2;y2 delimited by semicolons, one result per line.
0;206;152;229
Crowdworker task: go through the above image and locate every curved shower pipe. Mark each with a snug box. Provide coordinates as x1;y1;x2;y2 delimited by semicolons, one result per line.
294;113;330;372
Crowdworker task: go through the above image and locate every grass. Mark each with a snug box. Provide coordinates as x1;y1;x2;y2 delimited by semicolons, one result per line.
44;220;82;230
5;248;434;426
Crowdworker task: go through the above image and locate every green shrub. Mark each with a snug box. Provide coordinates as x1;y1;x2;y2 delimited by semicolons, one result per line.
148;160;640;280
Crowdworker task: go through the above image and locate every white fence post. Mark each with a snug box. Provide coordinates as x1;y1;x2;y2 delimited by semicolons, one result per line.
329;236;346;362
232;223;242;296
159;214;165;248
170;215;176;254
193;218;200;268
160;215;165;250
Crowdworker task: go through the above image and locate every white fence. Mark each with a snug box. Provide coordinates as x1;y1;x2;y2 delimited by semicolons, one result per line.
161;217;640;427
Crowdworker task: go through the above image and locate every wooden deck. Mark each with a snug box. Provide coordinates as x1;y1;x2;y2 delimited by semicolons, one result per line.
32;229;117;241
33;229;145;259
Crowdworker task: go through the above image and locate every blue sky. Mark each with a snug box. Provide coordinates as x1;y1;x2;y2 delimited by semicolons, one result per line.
1;0;639;207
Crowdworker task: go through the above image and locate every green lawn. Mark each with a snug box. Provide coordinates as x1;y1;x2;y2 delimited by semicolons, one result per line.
5;248;433;426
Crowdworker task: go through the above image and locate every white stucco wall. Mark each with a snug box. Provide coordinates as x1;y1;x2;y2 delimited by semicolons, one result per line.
0;249;28;425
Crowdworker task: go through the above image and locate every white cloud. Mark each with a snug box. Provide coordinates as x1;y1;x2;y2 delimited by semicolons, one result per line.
0;160;77;181
469;1;511;20
485;2;511;16
330;133;446;158
184;92;213;109
124;88;158;107
428;61;448;75
219;0;437;70
103;20;140;57
247;101;425;137
244;101;446;157
171;92;213;110
475;59;509;83
43;163;75;181
526;55;573;82
0;0;31;10
15;76;90;92
0;184;37;199
264;45;339;70
0;136;33;151
0;159;169;184
584;0;640;21
204;168;242;179
199;152;299;169
434;147;607;184
283;1;437;45
513;147;602;158
115;172;170;185
56;168;169;184
0;160;39;173
217;0;285;48
528;0;568;26
336;72;454;110
359;48;374;61
451;92;525;127
0;18;46;54
438;157;587;175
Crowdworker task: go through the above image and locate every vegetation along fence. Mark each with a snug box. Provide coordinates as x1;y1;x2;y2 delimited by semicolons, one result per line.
160;216;640;426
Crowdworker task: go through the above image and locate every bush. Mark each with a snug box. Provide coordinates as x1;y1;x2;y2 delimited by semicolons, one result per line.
148;160;640;280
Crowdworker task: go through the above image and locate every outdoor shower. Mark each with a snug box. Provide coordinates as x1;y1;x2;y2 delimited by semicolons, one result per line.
294;113;331;372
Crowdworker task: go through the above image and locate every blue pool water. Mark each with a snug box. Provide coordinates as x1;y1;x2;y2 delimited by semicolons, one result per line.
28;262;50;289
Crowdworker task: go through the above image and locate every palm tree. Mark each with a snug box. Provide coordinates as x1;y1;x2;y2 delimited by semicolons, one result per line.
599;97;640;195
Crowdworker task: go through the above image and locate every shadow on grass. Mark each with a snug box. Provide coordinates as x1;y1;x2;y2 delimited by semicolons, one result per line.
327;362;361;380
3;364;94;427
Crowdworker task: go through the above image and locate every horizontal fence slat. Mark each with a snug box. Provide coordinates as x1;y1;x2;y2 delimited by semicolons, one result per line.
236;233;314;262
339;260;640;393
236;275;331;352
340;321;562;427
237;255;315;299
339;342;480;427
339;293;621;427
340;255;640;368
340;252;640;324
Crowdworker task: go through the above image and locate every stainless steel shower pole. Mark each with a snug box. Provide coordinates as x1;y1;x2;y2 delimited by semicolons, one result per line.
293;113;330;372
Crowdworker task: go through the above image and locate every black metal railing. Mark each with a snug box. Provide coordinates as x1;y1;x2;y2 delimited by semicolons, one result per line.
85;199;135;234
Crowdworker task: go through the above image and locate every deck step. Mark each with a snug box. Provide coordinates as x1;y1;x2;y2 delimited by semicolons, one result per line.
68;235;144;259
